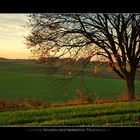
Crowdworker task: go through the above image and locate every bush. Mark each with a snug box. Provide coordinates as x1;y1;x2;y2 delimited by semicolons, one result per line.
0;97;50;111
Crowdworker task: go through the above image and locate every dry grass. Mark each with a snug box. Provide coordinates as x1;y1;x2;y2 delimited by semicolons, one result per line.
0;91;140;112
67;88;93;105
0;98;50;112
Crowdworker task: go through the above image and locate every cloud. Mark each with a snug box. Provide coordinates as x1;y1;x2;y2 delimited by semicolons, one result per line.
0;14;31;58
0;14;29;23
0;14;29;36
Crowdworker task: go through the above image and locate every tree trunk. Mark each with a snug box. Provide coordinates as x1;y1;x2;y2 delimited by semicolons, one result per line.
126;77;135;101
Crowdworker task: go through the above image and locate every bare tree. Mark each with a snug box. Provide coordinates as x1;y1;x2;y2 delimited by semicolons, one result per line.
26;13;140;101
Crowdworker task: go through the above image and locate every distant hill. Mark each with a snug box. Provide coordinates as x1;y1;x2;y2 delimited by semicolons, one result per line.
0;57;33;63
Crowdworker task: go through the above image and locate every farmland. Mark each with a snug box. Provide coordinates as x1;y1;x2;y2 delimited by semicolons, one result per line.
0;101;140;126
0;59;139;103
0;59;140;126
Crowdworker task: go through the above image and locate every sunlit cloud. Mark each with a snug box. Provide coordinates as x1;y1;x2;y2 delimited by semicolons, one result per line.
0;14;31;59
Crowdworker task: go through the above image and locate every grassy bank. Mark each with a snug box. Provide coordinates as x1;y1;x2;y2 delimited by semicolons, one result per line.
0;101;140;126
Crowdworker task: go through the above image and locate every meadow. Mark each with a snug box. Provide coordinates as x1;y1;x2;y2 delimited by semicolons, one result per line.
0;101;140;126
0;59;140;126
0;60;139;103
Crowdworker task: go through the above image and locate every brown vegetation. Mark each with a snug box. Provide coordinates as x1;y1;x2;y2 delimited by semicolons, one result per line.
0;92;140;112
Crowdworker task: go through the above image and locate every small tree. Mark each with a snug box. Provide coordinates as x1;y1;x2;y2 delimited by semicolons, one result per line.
26;13;140;101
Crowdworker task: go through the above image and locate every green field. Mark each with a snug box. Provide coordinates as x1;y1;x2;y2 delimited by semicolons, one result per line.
0;101;140;126
0;61;140;103
0;60;140;126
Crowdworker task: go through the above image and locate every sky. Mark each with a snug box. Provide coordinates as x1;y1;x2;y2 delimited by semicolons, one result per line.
0;14;31;59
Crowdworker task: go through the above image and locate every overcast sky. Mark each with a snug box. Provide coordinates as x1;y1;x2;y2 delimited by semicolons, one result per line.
0;14;31;59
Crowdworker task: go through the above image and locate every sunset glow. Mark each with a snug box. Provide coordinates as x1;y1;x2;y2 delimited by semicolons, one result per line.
0;14;31;59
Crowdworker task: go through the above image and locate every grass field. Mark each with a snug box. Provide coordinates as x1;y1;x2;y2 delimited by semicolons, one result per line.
0;101;140;126
0;60;140;126
0;61;140;103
